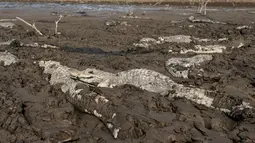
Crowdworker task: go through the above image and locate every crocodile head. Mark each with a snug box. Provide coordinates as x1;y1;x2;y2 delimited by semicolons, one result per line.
69;68;113;85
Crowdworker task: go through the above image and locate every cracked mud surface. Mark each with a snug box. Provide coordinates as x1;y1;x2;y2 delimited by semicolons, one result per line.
0;5;255;143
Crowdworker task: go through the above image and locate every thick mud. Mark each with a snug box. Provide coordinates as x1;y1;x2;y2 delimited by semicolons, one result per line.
0;4;255;143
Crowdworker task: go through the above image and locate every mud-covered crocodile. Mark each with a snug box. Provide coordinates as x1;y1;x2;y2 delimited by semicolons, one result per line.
39;60;253;139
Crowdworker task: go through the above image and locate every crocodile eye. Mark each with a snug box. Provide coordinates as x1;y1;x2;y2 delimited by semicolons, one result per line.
88;71;94;74
49;64;56;68
87;76;93;79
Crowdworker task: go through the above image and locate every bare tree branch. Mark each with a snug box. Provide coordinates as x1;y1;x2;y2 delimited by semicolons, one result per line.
16;17;43;36
154;0;163;6
203;0;210;15
55;15;63;35
197;0;210;15
188;0;195;6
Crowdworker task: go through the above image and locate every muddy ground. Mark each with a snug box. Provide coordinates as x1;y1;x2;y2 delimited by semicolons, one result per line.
0;3;255;143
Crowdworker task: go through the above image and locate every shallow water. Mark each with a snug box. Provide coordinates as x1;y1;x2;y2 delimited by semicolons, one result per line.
62;47;125;55
0;2;179;12
1;2;255;13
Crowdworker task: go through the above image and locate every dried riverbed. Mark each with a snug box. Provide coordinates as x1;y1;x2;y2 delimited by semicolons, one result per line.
0;3;255;143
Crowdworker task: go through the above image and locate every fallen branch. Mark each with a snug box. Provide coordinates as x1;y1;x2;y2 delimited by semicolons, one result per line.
16;17;43;36
55;15;63;35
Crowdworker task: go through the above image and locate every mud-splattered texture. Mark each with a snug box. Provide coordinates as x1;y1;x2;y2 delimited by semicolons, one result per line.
0;3;255;143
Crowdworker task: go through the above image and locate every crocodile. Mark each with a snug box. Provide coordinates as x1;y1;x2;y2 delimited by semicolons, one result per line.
39;60;253;139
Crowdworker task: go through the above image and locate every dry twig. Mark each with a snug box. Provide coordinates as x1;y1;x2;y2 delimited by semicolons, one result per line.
197;0;210;15
153;0;163;6
16;17;43;36
55;15;63;35
125;0;134;16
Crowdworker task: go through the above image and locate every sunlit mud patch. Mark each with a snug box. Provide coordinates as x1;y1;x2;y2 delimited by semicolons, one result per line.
180;45;227;54
0;51;19;66
165;55;213;78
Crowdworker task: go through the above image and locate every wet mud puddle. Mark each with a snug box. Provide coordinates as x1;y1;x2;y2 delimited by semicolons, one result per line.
61;47;126;56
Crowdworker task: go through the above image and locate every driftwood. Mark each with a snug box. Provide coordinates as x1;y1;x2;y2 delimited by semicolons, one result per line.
16;17;43;36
